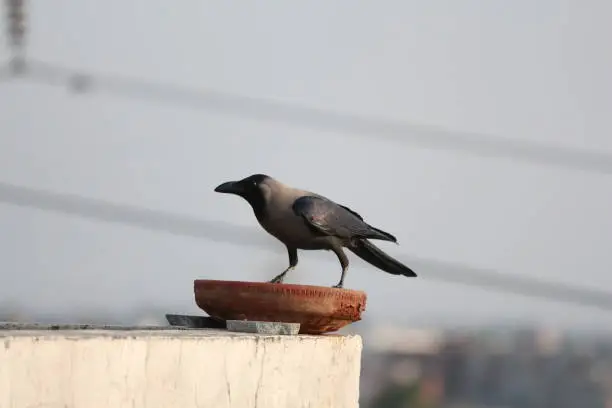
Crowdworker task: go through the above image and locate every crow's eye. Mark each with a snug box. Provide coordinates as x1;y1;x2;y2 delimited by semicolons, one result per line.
252;180;258;186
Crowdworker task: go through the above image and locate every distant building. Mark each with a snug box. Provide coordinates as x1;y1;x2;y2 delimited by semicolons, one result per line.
361;325;612;408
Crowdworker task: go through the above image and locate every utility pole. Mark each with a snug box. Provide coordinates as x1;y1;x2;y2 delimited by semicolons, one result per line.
4;0;27;75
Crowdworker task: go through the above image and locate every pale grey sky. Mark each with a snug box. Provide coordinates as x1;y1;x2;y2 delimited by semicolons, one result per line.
1;1;611;329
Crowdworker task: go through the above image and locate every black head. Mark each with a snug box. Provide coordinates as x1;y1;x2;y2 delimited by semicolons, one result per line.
214;174;271;218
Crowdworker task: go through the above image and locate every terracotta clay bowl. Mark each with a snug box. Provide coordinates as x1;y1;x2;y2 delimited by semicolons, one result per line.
193;279;367;335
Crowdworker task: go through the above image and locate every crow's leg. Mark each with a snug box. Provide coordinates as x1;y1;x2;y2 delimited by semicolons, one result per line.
269;246;298;284
331;246;349;288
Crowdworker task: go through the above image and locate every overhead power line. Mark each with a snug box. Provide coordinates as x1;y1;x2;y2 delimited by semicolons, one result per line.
1;181;612;311
4;58;612;175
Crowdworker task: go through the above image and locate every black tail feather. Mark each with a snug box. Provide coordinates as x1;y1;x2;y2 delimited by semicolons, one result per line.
349;239;417;277
366;224;398;243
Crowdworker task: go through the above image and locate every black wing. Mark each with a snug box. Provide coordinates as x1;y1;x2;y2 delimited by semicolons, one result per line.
292;195;373;239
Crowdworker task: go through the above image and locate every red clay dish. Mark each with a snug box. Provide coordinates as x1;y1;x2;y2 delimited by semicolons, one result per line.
194;279;367;335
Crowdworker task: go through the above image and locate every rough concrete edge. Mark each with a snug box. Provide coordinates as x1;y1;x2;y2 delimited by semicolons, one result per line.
353;334;364;406
0;328;363;342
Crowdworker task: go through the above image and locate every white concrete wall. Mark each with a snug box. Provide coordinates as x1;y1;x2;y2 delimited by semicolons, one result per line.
0;329;362;408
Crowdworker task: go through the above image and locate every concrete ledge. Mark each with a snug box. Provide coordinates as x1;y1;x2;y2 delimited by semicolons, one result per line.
0;328;362;408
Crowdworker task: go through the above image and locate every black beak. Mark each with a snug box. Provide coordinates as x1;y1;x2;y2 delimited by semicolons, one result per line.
214;181;242;195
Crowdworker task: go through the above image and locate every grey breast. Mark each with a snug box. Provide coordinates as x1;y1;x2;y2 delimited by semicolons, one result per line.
258;187;326;249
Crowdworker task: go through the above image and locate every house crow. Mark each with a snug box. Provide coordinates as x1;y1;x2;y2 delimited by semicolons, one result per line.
214;174;417;288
